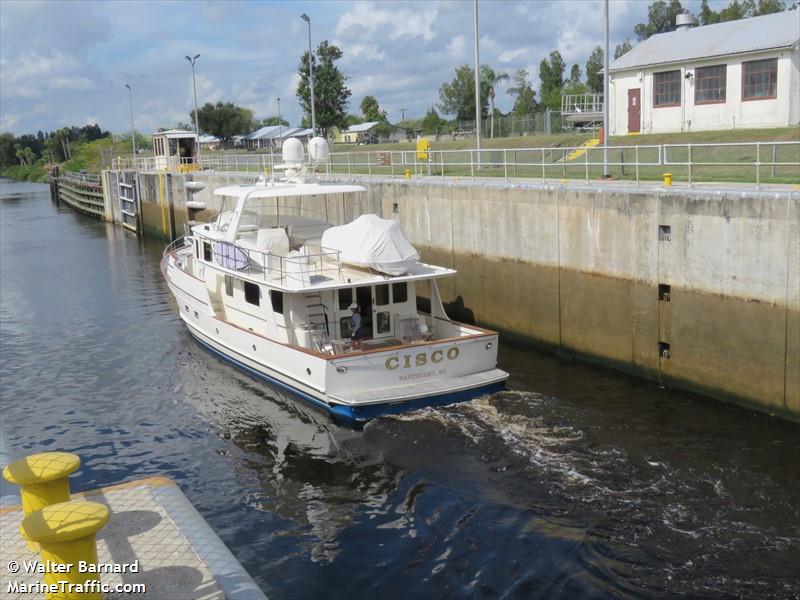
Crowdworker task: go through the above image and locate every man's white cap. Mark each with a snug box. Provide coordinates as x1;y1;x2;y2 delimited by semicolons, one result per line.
348;303;358;310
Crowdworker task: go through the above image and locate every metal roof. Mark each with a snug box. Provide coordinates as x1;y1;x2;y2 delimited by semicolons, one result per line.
344;121;380;133
287;128;314;138
243;125;283;140
154;129;197;138
610;11;799;72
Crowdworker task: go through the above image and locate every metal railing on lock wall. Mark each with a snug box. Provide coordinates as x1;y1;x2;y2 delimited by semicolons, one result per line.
112;141;799;187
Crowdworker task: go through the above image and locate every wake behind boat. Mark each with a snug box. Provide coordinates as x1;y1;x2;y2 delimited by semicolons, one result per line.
161;137;508;425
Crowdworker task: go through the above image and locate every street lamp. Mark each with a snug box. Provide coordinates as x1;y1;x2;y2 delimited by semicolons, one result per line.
300;13;317;135
185;54;201;161
124;84;136;156
472;0;482;162
603;0;610;177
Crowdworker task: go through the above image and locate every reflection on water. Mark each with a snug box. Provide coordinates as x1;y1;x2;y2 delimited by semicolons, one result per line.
2;179;799;599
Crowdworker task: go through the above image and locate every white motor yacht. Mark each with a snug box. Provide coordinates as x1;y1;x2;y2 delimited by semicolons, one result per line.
161;138;507;425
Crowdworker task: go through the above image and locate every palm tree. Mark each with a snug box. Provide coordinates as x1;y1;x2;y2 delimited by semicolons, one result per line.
481;66;509;139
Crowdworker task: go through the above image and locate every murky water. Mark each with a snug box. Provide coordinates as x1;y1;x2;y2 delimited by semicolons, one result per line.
1;179;798;599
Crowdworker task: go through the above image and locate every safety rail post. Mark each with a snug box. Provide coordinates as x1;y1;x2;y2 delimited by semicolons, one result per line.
562;149;567;179
368;152;372;177
584;149;589;183
771;143;777;179
513;150;517;177
441;151;445;179
391;153;395;179
756;142;761;189
234;155;238;172
503;149;508;182
348;151;351;176
635;145;640;185
687;144;692;187
541;148;546;182
470;150;474;180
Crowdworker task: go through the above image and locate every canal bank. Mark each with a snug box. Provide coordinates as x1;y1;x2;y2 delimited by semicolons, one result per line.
96;170;800;419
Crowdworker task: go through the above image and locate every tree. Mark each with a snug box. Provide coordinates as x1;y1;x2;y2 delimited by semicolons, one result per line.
195;102;254;141
585;47;604;93
699;0;786;23
614;39;633;59
360;95;386;122
296;40;351;137
633;0;685;40
538;50;566;110
257;116;290;127
481;66;508;138
507;68;538;116
421;107;446;136
569;64;582;85
438;64;490;122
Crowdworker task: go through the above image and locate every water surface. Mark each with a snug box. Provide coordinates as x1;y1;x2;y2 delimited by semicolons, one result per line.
1;179;798;599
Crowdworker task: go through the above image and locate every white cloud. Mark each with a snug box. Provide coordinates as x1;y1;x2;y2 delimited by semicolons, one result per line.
499;48;529;64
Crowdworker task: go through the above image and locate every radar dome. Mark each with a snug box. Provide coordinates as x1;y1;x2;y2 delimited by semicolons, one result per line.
282;138;304;164
308;137;330;162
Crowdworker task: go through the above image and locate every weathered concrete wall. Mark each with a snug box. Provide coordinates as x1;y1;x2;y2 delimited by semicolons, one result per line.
110;169;799;418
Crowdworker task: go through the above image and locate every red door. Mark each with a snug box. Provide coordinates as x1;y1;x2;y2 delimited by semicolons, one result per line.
627;88;641;133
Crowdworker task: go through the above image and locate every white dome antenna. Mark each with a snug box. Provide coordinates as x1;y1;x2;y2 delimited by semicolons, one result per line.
308;137;330;163
282;138;304;164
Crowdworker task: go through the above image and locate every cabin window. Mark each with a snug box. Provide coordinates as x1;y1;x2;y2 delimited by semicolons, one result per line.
653;70;681;107
392;282;408;304
195;239;200;258
224;275;233;297
339;316;351;339
203;241;212;262
695;65;726;104
244;282;260;306
742;58;777;100
376;311;391;334
270;290;283;314
338;288;353;310
375;284;390;306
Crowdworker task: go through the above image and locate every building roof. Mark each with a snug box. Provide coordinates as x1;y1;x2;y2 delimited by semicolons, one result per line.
154;129;197;138
243;125;283;140
199;135;220;144
287;128;314;138
345;121;380;133
610;11;800;72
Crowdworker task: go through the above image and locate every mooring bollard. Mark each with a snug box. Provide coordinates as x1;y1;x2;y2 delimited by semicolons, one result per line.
404;169;412;179
21;501;110;600
3;452;80;516
662;172;673;187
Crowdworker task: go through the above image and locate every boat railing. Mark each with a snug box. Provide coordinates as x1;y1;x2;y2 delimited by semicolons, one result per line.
212;240;344;287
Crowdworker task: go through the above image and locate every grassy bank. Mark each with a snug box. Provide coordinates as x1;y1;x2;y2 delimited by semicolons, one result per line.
0;164;49;182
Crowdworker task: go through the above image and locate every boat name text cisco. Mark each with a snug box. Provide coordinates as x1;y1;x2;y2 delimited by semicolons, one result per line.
385;347;460;370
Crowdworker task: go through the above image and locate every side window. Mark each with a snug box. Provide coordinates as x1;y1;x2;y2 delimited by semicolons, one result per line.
244;281;260;306
195;239;200;259
339;316;351;338
392;282;408;304
224;275;233;297
338;288;353;310
377;311;391;334
203;241;212;262
375;284;389;306
270;290;283;314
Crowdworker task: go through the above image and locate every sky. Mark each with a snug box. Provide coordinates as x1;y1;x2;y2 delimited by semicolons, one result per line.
0;0;730;136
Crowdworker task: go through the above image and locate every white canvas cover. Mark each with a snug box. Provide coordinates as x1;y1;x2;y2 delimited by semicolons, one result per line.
321;214;420;275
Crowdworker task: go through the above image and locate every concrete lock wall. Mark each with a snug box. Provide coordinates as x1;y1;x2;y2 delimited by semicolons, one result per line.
110;170;799;419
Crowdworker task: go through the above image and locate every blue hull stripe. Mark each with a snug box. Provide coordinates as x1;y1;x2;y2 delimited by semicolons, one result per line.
190;332;506;426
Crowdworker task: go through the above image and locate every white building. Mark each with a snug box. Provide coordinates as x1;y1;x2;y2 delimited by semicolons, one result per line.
609;12;800;135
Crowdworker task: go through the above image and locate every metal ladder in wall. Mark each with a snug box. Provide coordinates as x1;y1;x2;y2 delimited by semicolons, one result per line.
305;293;333;353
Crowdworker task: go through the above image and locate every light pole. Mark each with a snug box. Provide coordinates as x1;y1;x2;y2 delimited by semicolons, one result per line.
277;97;283;145
124;84;136;156
472;0;482;163
185;54;201;161
300;13;316;136
603;0;610;177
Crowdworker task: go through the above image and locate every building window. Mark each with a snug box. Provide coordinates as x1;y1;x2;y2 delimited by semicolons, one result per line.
653;70;681;107
695;65;726;104
224;275;233;297
270;290;283;314
392;282;408;304
244;282;260;306
742;58;777;100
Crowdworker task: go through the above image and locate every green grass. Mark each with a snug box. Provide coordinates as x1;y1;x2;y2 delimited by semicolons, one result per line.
0;163;49;182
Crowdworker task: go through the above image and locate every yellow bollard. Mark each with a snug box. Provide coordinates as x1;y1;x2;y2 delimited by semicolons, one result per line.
21;501;110;600
662;172;673;187
3;452;80;516
404;169;412;179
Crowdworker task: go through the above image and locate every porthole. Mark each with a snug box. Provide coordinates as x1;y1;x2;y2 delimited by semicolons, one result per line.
306;368;311;375
252;344;257;351
193;311;199;318
485;342;493;350
215;328;219;334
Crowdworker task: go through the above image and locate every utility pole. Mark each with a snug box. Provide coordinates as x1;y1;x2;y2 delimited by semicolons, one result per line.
277;97;283;144
125;84;136;156
473;0;482;164
185;54;201;161
603;0;610;177
301;13;317;136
